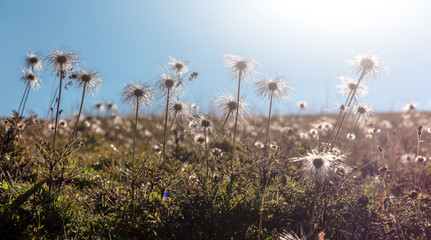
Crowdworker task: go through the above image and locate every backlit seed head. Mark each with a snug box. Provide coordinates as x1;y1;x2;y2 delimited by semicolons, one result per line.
194;134;206;145
75;69;102;95
168;56;189;75
255;76;293;102
297;101;308;110
349;52;385;79
254;141;264;149
337;76;368;97
214;92;249;122
169;100;192;121
47;48;80;75
21;70;42;90
415;155;426;163
224;54;260;81
120;81;153;109
25;51;43;71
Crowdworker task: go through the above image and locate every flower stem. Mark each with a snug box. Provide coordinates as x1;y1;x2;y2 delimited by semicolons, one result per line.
210;111;231;147
232;71;242;169
132;98;139;162
71;83;87;140
162;89;171;163
18;82;30;117
331;70;366;149
52;67;64;150
264;93;273;156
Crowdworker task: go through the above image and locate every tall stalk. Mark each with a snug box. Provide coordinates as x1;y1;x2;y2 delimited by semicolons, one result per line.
211;111;231;146
330;70;366;149
18;83;30;115
258;92;273;240
232;71;242;168
132;98;139;162
52;67;64;149
162;88;171;162
71;83;87;140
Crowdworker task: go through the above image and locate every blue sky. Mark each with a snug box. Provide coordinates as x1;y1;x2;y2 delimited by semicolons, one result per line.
1;0;431;118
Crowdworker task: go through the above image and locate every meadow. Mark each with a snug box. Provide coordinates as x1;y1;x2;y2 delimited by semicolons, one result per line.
0;49;430;239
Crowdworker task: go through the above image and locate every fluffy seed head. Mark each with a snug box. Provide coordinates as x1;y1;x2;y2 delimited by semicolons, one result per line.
352;104;373;121
120;81;153;109
255;76;293;102
349;52;385;79
403;102;417;113
223;54;260;81
214;92;249;122
337;76;368;97
75;69;102;95
156;70;181;97
297;101;308;110
21;70;42;90
168;56;188;75
295;150;348;185
169;100;192;121
47;48;79;74
25;51;43;71
194;134;206;145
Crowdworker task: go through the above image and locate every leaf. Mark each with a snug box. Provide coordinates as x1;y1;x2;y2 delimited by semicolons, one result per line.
2;180;8;190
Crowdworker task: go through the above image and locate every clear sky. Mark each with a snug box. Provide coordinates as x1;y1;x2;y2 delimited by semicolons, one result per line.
1;0;431;118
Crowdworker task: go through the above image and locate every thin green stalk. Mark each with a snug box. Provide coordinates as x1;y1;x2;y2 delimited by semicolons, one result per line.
204;127;209;179
20;84;31;117
232;71;242;168
132;98;139;163
52;67;64;149
341;115;360;153
18;82;30;116
162;89;171;163
210;111;231;147
264;93;273;156
258;92;274;240
71;83;87;140
331;70;366;149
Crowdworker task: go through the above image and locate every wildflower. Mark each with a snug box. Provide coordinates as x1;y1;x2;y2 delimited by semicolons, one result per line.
346;132;356;140
254;141;264;149
21;70;42;90
402;102;417;113
168;56;188;75
309;128;318;136
255;76;293;102
120;81;153;109
194;134;206;145
107;101;117;112
156;70;181;97
46;48;79;75
294;149;347;184
169;100;192;121
349;52;385;79
297;101;308;110
401;153;415;165
190;114;214;133
269;143;280;152
223;54;260;80
337;76;368;97
75;69;102;95
214;92;249;122
352;103;373;121
153;144;162;153
24;51;43;71
94;102;105;112
415;155;426;163
59;119;67;128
